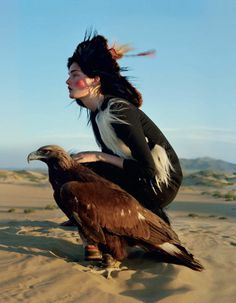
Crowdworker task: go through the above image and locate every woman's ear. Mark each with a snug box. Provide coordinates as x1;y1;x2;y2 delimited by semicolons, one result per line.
92;76;101;86
88;76;101;95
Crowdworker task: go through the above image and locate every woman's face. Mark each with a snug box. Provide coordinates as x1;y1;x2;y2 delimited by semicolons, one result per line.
66;62;95;99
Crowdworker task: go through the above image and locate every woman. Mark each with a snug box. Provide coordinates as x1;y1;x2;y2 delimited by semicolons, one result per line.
65;32;183;259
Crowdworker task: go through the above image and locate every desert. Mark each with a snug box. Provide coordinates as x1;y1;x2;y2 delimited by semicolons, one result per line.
0;168;236;303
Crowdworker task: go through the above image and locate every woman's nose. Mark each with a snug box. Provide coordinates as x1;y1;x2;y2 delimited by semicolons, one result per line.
66;78;70;85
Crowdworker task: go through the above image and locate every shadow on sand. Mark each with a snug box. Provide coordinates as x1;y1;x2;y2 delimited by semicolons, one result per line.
0;219;82;261
0;219;192;302
118;251;192;303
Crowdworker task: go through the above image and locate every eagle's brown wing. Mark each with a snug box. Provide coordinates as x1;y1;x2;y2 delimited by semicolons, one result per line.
60;180;179;244
53;190;73;220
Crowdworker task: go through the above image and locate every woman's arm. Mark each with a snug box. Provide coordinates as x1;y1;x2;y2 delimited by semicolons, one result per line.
72;151;124;169
73;101;156;179
110;103;157;180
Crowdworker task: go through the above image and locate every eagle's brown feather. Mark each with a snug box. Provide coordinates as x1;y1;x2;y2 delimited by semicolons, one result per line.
60;181;151;239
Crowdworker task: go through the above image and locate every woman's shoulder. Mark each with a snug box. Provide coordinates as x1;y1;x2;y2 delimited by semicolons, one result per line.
102;95;136;112
96;95;139;126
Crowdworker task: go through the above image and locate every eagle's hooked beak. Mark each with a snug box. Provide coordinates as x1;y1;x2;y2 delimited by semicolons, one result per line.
27;151;43;163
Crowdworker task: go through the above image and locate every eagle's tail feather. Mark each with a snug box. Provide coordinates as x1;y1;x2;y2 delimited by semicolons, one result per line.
158;242;204;271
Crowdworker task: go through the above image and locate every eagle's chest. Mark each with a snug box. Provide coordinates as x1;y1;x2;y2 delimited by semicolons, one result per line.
49;170;73;191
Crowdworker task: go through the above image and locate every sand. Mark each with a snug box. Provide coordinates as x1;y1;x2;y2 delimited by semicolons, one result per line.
0;183;236;303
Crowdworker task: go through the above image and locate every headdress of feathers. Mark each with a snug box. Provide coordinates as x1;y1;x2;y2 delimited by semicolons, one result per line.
67;31;156;108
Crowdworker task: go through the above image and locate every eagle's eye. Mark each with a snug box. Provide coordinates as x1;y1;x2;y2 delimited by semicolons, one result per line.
43;150;51;155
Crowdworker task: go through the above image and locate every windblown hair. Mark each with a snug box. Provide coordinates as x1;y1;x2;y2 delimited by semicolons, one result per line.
67;31;143;108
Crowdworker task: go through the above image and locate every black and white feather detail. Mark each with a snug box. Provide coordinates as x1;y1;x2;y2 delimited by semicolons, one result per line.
151;145;175;190
95;99;175;190
96;99;133;159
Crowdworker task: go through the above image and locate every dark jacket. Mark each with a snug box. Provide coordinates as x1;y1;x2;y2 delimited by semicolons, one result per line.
88;96;183;211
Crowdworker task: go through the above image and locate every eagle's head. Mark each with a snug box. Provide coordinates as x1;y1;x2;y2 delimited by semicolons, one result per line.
27;145;73;170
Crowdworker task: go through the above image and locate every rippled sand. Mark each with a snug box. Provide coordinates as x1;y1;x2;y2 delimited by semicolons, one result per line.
0;184;236;303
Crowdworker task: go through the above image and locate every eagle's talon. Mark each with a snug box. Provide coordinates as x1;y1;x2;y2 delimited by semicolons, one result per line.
85;265;127;279
83;255;127;279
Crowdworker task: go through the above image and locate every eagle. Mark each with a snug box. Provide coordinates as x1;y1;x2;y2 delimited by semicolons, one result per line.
27;145;203;277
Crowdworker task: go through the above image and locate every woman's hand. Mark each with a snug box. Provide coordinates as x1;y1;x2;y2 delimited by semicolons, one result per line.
72;151;105;163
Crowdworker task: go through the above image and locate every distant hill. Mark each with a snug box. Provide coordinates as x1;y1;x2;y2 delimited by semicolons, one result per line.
1;157;236;188
0;165;236;189
182;170;236;187
0;170;48;185
2;157;236;174
180;157;236;174
180;158;236;188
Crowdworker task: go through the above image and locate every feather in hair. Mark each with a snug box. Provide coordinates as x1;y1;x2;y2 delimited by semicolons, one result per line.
109;43;133;60
126;49;156;57
109;43;156;60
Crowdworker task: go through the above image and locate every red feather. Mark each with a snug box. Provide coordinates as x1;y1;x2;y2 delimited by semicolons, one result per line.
126;49;156;58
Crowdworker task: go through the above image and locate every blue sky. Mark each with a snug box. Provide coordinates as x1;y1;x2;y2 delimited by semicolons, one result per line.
0;0;236;169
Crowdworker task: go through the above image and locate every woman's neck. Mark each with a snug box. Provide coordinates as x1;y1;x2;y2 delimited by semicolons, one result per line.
79;94;104;112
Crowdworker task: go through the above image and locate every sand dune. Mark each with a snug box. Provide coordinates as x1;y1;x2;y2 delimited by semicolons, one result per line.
0;170;47;185
0;184;236;303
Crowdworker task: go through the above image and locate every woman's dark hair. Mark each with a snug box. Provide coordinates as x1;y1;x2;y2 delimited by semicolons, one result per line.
67;32;143;108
